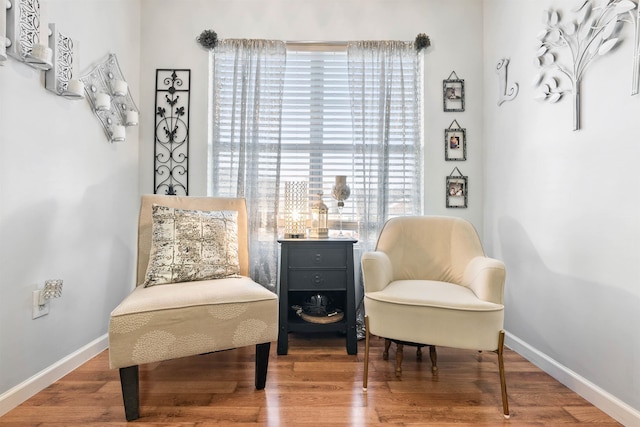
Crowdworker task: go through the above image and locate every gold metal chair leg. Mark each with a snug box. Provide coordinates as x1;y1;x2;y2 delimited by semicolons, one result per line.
497;330;510;419
363;315;370;391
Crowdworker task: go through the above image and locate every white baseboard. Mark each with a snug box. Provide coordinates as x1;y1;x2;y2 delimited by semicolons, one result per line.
0;334;108;417
505;332;640;427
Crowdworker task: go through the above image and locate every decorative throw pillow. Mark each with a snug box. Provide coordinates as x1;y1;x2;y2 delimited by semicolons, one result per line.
143;205;240;287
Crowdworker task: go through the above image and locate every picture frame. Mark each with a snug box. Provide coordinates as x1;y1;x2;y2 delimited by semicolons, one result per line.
443;71;465;112
446;167;468;208
445;119;466;161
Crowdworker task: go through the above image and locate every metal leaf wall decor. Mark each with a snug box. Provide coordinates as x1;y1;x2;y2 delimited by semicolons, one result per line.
632;4;640;95
533;0;636;130
154;69;191;196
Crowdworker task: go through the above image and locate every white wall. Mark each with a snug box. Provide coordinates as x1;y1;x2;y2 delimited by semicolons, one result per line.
5;0;638;424
0;0;140;402
138;0;486;232
483;0;640;423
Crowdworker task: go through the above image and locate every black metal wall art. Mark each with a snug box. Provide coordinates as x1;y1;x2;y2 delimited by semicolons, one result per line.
154;69;191;195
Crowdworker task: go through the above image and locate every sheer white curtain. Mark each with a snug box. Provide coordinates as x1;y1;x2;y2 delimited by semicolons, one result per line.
210;39;287;291
347;41;423;335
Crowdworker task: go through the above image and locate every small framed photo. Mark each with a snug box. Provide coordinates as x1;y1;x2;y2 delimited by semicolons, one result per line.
443;72;465;112
445;121;466;161
446;167;467;208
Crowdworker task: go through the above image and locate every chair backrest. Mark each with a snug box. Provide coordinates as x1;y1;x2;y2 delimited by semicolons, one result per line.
136;195;250;286
375;215;485;285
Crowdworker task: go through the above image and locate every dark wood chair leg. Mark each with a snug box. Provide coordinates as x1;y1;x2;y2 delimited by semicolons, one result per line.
429;345;438;374
383;339;391;360
395;343;404;378
119;365;139;421
255;342;271;390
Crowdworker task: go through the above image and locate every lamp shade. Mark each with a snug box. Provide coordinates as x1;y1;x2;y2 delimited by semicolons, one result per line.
284;181;307;239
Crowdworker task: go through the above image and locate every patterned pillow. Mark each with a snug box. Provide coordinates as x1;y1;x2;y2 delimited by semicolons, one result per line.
143;205;240;287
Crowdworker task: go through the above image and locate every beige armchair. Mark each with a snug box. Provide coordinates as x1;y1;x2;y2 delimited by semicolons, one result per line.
361;215;509;418
108;195;278;421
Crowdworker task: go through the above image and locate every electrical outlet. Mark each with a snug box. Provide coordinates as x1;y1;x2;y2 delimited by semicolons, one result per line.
32;290;49;319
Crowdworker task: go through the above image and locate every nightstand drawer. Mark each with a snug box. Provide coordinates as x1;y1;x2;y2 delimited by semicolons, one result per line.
288;246;347;269
288;270;347;291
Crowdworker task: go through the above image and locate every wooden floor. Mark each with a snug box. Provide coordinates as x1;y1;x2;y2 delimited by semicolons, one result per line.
0;332;620;426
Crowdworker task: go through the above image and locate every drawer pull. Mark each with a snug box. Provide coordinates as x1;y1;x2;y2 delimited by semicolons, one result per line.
312;273;324;286
314;253;322;264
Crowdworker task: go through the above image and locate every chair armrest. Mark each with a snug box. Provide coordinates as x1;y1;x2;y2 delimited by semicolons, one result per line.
361;251;393;293
463;256;506;305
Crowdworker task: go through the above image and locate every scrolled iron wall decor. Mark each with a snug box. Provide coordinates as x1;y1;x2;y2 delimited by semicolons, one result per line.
154;69;191;196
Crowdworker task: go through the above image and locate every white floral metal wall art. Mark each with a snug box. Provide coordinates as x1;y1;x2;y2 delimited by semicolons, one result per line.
534;0;636;130
632;4;640;95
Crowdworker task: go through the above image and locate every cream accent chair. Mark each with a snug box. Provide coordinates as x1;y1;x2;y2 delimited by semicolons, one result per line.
361;216;509;418
108;195;278;421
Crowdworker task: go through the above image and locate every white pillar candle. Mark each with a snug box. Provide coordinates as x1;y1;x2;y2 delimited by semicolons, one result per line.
28;43;52;66
112;80;128;97
95;93;111;111
125;110;139;126
111;125;126;142
65;79;85;98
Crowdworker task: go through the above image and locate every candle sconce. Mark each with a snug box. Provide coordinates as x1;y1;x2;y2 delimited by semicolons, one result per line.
1;1;7;65
44;24;84;99
79;53;138;143
5;0;53;70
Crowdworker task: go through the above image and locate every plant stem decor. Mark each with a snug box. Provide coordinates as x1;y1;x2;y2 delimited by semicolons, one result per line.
414;33;431;51
534;0;636;130
197;30;218;50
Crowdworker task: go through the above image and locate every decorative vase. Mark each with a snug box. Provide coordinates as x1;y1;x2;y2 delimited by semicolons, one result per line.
331;176;351;237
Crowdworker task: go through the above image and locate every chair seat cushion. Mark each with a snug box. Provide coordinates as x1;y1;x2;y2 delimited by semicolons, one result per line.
109;277;278;369
366;280;503;312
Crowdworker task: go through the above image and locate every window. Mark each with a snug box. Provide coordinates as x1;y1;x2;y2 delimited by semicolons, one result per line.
210;40;422;288
213;47;422;229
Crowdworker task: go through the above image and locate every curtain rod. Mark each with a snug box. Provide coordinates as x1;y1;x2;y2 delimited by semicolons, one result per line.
286;41;349;45
285;41;349;52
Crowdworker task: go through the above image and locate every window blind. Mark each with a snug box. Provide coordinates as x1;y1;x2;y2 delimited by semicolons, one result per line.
280;48;421;223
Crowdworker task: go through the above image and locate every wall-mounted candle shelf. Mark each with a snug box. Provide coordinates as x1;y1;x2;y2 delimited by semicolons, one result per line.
5;0;53;70
44;23;84;99
79;53;138;143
